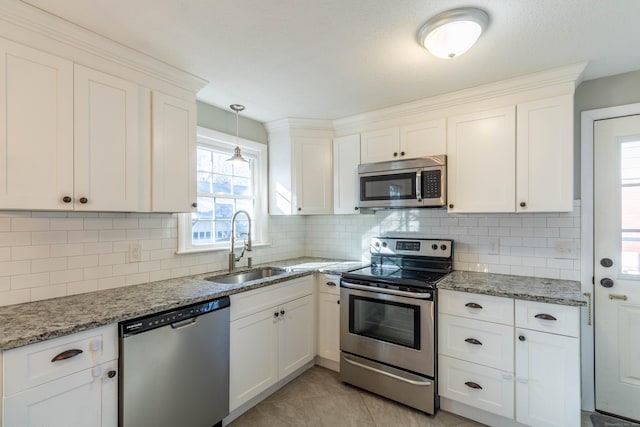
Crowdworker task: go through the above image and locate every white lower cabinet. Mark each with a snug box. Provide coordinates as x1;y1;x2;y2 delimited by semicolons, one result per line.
2;325;118;427
438;290;581;427
229;277;314;411
316;274;341;365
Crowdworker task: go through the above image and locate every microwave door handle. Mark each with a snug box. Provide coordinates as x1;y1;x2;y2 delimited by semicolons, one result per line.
415;170;422;201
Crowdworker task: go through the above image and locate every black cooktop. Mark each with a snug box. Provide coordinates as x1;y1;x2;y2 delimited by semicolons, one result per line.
342;265;447;289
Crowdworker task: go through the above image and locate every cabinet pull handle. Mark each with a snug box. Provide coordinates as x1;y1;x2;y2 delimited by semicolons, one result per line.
79;197;88;204
520;201;526;207
465;381;483;390
534;313;556;321
464;338;482;345
465;302;483;309
448;203;454;209
274;312;279;318
107;370;117;379
326;281;337;287
191;202;198;208
518;335;526;342
62;196;72;203
609;294;628;301
280;310;285;315
297;207;302;212
51;349;83;362
400;151;405;156
393;152;398;157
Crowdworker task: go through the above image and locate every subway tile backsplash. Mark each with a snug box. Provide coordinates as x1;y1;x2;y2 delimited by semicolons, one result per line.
305;200;581;282
0;201;581;307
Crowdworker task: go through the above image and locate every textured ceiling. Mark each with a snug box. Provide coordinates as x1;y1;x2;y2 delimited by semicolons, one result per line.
20;0;640;122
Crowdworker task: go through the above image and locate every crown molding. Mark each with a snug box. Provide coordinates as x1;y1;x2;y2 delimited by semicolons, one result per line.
0;0;208;93
265;117;334;134
333;62;587;134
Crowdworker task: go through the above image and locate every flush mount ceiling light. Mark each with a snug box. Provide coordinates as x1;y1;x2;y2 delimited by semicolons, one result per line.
418;7;489;59
226;104;249;164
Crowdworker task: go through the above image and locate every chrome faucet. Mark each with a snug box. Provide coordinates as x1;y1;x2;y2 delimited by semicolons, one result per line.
229;210;252;272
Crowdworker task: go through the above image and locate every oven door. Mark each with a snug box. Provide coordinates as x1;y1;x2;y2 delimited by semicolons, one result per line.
340;281;434;377
358;168;422;208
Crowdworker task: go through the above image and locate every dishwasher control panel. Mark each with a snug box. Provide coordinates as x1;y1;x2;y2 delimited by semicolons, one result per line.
120;296;230;336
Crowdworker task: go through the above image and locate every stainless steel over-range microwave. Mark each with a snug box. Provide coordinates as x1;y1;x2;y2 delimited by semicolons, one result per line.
357;155;446;208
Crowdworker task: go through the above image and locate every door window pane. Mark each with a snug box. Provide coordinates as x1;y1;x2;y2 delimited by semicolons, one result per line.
620;140;640;276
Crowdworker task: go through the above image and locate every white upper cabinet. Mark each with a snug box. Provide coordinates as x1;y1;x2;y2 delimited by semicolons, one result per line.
268;121;333;215
399;119;446;158
74;65;141;211
447;106;516;213
360;127;400;163
360;119;446;164
295;135;333;215
516;94;574;212
333;134;361;214
0;38;74;210
151;91;197;213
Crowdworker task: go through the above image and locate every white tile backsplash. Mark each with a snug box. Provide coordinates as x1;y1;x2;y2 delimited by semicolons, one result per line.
0;202;581;307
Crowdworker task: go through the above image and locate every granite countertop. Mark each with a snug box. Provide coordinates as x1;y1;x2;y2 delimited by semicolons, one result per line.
0;257;367;351
437;270;586;306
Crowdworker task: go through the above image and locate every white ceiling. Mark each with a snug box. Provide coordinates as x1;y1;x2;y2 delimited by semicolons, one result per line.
20;0;640;123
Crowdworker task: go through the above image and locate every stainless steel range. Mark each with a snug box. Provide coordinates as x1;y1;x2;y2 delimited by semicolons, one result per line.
339;237;453;414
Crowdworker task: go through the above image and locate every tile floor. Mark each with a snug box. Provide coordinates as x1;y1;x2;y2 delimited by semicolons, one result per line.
229;365;598;427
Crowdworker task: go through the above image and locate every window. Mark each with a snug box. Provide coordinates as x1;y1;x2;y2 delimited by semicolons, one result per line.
177;126;268;253
621;139;640;275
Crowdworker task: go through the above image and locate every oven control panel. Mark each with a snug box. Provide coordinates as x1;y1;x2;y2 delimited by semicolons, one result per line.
371;237;452;258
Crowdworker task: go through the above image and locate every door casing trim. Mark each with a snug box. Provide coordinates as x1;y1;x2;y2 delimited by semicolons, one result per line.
580;102;640;410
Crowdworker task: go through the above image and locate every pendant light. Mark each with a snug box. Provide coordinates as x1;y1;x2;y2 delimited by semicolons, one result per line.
226;104;248;164
418;7;489;59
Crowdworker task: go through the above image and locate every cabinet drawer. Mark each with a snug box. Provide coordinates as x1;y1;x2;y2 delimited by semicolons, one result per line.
515;300;579;337
439;313;514;371
438;355;514;419
230;276;313;321
439;289;514;325
317;273;340;296
3;325;117;396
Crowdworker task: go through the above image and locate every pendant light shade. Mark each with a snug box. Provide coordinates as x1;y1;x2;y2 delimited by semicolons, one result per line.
418;8;489;59
226;104;248;164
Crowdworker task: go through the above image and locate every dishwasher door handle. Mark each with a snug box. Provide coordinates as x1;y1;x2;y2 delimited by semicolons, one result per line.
171;317;198;329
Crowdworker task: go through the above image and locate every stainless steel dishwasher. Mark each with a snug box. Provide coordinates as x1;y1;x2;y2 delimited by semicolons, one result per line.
119;296;230;427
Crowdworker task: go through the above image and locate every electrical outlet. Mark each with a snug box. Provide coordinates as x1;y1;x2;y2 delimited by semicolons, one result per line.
553;240;577;258
128;243;142;263
488;238;500;255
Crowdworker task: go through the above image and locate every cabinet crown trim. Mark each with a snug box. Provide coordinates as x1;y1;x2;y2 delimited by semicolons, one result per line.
333;62;586;134
265;118;335;133
0;0;208;93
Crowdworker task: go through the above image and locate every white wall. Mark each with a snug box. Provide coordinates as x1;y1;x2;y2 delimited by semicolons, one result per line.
306;201;581;281
0;212;305;307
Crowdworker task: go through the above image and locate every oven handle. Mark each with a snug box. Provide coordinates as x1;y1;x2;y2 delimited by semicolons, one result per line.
341;281;433;299
342;355;432;387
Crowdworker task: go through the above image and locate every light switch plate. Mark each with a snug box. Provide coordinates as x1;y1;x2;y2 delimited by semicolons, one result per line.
128;243;142;263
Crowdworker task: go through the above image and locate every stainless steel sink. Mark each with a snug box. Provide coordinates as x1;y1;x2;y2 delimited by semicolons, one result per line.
205;267;288;285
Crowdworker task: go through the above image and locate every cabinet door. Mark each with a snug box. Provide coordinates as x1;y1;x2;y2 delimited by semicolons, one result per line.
333;134;361;214
3;360;117;427
447;106;516;212
151;92;197;212
74;65;140;211
515;329;580;427
229;308;279;411
399;119;446;158
360;127;400;163
516;95;573;212
295;136;332;214
279;295;314;378
0;39;73;210
317;293;340;362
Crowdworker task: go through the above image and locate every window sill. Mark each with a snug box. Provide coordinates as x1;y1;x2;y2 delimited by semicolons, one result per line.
175;241;272;255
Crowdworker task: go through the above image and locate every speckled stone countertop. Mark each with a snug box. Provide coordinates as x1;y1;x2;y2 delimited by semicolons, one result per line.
0;257;367;351
437;271;586;306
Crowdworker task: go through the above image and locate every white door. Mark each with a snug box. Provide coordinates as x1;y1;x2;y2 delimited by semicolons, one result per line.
295;136;332;214
360;127;399;163
278;295;314;378
317;292;340;362
74;65;140;211
333;134;360;214
399;119;446;159
447;106;516;213
151;91;197;212
594;114;640;422
0;38;74;210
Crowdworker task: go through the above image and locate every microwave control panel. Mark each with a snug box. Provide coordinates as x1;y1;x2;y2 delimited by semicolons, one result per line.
422;170;442;199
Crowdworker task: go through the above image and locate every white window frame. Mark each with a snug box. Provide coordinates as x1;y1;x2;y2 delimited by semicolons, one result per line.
177;126;269;254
